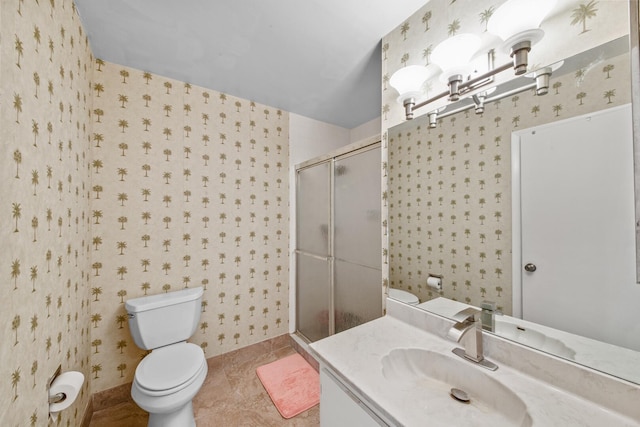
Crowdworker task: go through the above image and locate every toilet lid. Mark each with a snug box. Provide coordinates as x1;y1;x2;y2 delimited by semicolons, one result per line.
135;342;205;392
389;288;419;304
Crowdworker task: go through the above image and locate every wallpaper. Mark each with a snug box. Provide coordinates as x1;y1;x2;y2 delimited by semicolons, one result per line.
90;62;290;392
0;1;94;426
381;0;630;313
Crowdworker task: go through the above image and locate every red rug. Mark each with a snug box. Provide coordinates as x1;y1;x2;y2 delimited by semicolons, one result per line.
256;353;320;419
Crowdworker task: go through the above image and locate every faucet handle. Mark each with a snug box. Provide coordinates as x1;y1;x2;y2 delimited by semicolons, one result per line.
451;307;480;323
481;300;502;315
480;301;499;332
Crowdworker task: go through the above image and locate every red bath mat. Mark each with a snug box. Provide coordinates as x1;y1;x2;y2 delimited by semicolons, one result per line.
256;353;320;419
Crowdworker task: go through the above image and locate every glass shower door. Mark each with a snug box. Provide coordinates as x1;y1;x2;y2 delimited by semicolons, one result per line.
296;162;332;342
333;146;382;333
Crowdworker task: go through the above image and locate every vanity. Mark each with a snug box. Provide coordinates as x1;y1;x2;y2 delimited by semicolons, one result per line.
309;298;640;426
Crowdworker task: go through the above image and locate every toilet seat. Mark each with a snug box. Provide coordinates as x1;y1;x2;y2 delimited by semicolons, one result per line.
389;288;419;305
135;342;206;397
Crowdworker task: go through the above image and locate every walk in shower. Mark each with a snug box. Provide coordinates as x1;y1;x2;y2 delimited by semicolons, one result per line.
295;142;382;343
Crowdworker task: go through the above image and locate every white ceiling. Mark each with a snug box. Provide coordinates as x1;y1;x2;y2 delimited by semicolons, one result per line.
75;0;428;129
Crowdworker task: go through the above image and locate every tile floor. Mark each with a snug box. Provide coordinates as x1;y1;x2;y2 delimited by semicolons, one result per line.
89;335;320;426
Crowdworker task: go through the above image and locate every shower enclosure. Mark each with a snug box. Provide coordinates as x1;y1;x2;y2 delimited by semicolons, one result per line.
295;142;382;343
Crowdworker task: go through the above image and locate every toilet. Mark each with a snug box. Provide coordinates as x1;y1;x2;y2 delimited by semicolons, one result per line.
388;288;419;305
126;287;208;427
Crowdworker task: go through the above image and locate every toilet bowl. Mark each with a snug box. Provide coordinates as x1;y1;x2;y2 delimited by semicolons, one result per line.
126;287;207;427
132;343;207;426
388;288;419;305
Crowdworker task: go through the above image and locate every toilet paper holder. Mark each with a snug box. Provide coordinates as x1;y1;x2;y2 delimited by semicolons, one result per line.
48;365;85;422
49;392;66;404
49;392;67;405
47;365;63;404
427;274;443;291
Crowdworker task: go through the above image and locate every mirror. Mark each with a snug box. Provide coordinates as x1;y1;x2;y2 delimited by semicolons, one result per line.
386;33;640;385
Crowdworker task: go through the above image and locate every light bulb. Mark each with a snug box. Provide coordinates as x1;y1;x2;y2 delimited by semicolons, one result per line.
431;34;481;81
389;65;431;102
487;0;556;44
487;0;556;74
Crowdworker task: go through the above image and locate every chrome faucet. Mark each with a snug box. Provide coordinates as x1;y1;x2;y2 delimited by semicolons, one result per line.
447;307;498;371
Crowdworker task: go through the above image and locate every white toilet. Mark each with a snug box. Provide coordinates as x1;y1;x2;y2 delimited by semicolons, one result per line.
126;287;208;427
388;288;419;305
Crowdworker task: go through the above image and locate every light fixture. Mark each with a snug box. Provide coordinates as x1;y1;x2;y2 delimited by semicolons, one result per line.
389;0;556;121
525;60;564;95
471;87;497;114
388;65;432;119
531;67;552;95
428;112;438;128
472;94;486;114
487;0;557;75
427;107;446;128
431;34;481;101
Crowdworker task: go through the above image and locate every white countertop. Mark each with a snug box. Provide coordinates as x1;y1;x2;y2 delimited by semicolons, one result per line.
310;305;640;426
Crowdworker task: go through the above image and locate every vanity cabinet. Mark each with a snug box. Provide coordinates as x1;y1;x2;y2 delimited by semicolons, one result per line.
320;366;389;427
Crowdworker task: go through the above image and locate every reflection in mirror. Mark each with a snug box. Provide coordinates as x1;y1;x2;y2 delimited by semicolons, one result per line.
386;36;640;384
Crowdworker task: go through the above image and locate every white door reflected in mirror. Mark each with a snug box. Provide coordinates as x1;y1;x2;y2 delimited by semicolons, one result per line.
514;104;639;351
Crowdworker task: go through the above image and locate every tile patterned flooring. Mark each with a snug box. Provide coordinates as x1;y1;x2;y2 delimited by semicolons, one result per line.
89;335;320;426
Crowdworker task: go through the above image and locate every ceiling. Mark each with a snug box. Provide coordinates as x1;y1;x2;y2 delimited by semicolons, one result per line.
75;0;428;129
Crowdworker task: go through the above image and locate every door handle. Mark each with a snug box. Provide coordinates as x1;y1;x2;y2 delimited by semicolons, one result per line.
524;263;537;272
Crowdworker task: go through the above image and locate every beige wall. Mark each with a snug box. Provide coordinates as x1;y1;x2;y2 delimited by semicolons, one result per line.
289;113;351;166
381;0;630;312
0;1;94;425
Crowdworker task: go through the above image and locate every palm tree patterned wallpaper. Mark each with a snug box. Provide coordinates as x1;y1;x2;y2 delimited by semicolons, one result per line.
1;1;94;426
381;0;630;313
1;0;289;423
90;62;289;393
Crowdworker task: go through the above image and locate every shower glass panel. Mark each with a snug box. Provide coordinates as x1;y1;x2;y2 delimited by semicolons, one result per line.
334;147;381;267
296;162;330;255
333;147;382;332
334;260;382;334
296;162;331;342
296;254;331;342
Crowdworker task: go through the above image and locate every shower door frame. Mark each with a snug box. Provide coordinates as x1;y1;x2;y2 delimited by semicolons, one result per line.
294;139;381;342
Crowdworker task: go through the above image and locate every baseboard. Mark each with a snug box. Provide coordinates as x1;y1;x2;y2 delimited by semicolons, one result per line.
80;399;93;427
91;382;134;412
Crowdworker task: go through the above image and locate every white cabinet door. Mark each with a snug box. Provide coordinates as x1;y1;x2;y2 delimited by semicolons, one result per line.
320;368;388;427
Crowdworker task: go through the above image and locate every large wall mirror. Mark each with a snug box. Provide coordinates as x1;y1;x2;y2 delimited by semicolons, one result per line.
386;3;640;385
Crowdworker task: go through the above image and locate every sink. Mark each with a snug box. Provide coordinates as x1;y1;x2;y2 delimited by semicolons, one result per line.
381;348;532;427
495;319;576;359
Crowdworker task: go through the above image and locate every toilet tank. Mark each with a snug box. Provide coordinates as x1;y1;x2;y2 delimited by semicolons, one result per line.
125;287;204;350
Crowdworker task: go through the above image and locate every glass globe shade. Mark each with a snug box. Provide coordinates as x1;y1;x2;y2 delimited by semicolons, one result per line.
487;0;557;43
431;33;481;81
389;65;430;102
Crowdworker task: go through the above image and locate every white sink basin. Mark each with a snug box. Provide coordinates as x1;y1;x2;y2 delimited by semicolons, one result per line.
381;348;532;427
495;319;576;359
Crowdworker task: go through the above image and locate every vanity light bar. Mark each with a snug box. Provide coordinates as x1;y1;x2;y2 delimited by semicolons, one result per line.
435;81;537;124
412;61;514;116
392;0;557;121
